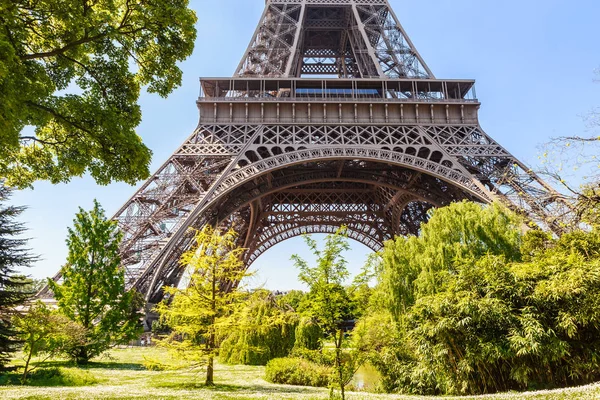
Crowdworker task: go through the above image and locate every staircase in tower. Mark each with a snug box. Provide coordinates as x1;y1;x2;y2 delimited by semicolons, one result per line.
42;0;572;308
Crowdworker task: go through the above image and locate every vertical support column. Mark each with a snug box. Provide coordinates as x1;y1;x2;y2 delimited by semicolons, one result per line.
351;4;386;78
284;2;306;77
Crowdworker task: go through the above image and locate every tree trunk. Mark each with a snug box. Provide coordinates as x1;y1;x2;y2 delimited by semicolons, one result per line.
206;352;214;386
336;328;345;400
205;261;216;386
21;347;33;384
76;347;89;365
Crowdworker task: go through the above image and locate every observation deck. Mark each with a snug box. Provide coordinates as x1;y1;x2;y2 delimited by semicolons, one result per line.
197;78;480;125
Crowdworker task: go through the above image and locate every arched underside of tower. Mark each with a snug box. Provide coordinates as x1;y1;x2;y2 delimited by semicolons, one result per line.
137;156;486;304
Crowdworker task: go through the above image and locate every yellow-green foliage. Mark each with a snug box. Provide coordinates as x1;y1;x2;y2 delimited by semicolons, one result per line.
219;290;298;365
156;226;251;385
265;357;333;387
294;317;323;351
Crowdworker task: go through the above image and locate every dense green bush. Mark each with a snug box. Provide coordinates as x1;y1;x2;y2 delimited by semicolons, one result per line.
265;357;332;387
358;201;600;395
219;290;298;365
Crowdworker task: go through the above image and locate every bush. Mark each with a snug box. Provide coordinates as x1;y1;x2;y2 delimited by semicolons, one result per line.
290;347;334;366
265;357;332;387
370;202;600;395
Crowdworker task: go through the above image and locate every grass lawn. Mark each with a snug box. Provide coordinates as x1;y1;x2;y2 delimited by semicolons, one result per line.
1;347;600;399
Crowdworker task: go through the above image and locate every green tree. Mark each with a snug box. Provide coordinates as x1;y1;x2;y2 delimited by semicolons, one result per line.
0;0;197;188
13;301;86;383
156;226;250;386
364;201;600;395
48;200;142;364
291;227;355;400
0;186;35;370
379;201;522;321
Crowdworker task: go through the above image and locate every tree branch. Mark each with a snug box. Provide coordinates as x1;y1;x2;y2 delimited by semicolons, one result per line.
59;54;109;99
20;31;109;60
553;136;600;143
19;136;70;146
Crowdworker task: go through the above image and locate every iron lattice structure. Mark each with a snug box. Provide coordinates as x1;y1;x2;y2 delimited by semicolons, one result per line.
43;0;571;310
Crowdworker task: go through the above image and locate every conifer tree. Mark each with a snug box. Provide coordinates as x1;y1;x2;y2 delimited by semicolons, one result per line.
157;226;250;386
0;186;35;369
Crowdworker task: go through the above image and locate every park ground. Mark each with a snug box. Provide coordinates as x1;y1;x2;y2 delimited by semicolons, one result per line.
1;347;599;400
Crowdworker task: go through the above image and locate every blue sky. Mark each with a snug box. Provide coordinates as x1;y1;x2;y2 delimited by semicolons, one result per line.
10;0;600;291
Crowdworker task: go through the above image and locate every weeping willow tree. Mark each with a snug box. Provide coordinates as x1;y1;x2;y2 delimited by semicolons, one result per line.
219;290;299;365
379;201;522;321
156;226;250;386
358;201;600;395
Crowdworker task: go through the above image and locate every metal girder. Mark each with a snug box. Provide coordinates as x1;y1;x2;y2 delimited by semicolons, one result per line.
237;0;431;78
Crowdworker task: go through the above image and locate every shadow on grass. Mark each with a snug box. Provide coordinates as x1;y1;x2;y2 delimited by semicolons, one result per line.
35;360;145;371
0;367;98;387
82;361;145;371
152;380;322;395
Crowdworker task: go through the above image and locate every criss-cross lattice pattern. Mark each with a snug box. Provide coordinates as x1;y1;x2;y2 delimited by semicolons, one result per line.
237;0;431;78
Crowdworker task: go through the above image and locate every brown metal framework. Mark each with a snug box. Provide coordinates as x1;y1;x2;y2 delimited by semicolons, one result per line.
42;0;572;308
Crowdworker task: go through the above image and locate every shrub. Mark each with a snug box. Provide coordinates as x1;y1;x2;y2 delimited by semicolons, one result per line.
370;202;600;395
265;357;332;387
290;347;334;366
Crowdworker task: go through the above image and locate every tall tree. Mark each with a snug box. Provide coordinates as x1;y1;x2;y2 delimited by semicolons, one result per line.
0;0;197;188
156;226;250;386
48;200;142;364
291;227;355;400
0;186;35;370
219;290;299;366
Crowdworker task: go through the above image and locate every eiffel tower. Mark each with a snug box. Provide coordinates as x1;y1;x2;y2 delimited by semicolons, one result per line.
43;0;570;312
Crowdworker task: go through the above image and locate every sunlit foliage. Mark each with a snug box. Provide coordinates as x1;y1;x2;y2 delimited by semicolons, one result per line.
0;0;197;187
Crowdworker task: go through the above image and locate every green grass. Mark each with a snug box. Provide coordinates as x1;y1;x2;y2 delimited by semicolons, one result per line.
1;347;600;399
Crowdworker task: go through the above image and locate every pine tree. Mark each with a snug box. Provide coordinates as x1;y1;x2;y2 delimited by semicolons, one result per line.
49;200;142;364
0;186;35;370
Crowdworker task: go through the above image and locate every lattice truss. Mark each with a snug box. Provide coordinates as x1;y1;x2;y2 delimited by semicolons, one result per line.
80;116;570;304
237;0;432;78
40;0;573;308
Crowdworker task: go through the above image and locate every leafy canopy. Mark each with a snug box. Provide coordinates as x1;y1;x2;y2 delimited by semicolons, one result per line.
379;201;522;320
219;290;299;366
13;301;86;383
0;0;197;187
361;201;600;395
49;200;142;364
